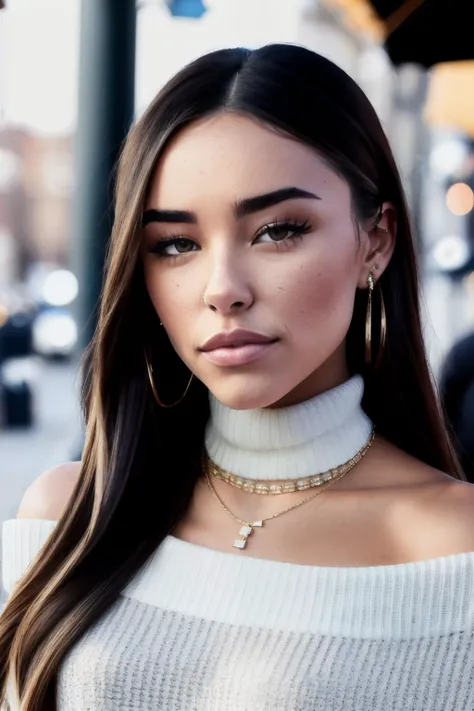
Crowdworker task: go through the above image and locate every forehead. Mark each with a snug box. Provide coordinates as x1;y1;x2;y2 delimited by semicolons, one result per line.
146;113;346;209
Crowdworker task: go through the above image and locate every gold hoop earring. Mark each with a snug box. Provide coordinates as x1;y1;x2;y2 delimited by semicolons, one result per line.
144;351;194;408
365;273;387;366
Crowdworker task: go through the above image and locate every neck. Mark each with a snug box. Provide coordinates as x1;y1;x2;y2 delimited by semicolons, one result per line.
204;375;373;481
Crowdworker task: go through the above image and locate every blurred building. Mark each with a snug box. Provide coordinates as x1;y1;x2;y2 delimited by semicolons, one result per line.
0;128;74;288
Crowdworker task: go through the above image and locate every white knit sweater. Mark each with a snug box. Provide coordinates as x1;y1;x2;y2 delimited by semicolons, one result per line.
2;376;474;710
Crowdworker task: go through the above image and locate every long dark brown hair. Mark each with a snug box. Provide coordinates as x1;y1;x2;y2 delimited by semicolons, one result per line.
0;44;463;710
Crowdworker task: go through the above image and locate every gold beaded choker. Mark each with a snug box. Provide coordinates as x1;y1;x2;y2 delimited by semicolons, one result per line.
203;427;376;549
204;427;375;496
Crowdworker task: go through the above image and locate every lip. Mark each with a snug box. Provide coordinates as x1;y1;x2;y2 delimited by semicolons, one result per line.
199;329;279;367
201;342;278;367
200;329;278;352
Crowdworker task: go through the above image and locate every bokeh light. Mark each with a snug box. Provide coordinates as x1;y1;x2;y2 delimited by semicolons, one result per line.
42;270;79;307
446;182;474;216
432;234;470;271
0;304;8;327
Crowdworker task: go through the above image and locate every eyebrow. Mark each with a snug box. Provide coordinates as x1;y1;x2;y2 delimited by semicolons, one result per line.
142;186;321;226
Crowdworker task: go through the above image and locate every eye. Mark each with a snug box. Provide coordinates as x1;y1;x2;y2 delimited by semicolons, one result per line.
147;237;198;257
254;219;311;244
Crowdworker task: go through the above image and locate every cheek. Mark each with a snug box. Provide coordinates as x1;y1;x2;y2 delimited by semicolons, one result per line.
143;262;198;343
276;253;357;335
143;263;183;315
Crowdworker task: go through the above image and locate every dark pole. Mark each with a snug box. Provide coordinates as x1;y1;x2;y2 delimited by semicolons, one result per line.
72;0;136;350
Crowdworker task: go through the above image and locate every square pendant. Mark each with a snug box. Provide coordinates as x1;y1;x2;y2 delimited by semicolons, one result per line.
239;525;252;537
233;538;247;549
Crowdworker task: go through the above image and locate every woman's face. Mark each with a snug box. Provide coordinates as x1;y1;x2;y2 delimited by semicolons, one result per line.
142;113;391;409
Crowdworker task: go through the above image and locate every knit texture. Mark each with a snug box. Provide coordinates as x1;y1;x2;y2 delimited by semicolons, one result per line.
2;377;474;709
2;520;474;710
205;375;373;479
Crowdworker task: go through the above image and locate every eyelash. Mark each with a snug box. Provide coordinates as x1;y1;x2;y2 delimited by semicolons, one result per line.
147;218;312;259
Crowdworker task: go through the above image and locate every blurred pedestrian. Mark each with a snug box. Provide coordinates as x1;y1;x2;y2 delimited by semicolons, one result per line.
1;44;473;711
440;330;474;482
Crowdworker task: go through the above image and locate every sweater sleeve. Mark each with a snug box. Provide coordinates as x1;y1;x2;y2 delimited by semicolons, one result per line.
2;519;58;596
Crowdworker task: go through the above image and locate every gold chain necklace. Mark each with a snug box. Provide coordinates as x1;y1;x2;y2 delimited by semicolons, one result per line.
204;429;375;549
204;428;375;495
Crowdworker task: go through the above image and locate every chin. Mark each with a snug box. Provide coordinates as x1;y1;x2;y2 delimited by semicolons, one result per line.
208;378;289;411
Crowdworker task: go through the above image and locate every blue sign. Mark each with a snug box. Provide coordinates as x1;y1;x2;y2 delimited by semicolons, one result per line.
167;0;207;18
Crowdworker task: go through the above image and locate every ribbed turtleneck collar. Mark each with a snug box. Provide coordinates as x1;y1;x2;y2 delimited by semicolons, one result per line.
204;375;373;480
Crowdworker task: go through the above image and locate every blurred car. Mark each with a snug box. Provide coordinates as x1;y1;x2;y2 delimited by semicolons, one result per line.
32;305;78;360
0;310;37;428
24;265;79;360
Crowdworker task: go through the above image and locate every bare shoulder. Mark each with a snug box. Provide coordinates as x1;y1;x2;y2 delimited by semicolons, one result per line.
418;477;474;540
391;469;474;558
17;461;82;521
364;437;474;559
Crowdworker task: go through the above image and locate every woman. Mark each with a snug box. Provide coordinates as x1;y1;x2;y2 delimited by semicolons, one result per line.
1;44;474;711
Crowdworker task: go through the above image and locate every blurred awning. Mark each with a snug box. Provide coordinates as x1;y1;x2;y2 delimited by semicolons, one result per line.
322;0;473;68
425;61;474;138
369;0;472;67
319;0;385;41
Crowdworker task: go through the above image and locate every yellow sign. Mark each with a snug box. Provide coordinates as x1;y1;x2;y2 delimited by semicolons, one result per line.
320;0;385;41
425;61;474;138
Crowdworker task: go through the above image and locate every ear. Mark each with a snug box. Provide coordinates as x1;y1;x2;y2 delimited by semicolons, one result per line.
357;201;397;289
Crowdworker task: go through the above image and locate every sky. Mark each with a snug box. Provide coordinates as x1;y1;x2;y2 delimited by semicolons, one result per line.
0;0;301;135
0;0;81;134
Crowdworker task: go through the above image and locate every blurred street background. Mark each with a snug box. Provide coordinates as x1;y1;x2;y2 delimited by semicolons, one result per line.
1;0;474;597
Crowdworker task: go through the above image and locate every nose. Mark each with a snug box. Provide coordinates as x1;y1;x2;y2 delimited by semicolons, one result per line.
203;256;254;315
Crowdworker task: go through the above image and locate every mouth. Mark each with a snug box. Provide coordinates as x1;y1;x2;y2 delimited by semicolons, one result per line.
202;339;279;367
201;341;279;367
199;330;280;367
